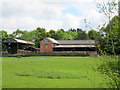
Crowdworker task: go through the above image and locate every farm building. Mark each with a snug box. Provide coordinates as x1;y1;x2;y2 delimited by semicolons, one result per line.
3;38;36;54
40;38;97;56
2;38;97;56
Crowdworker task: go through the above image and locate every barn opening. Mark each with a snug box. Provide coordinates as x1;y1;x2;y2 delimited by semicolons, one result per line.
3;38;36;54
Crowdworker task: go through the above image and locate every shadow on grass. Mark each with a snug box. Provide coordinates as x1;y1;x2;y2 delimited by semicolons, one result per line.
15;71;87;79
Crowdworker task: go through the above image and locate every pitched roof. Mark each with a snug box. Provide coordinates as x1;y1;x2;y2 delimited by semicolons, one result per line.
46;37;59;44
54;45;96;48
44;37;96;45
57;40;95;45
14;39;27;44
3;38;35;45
25;41;35;45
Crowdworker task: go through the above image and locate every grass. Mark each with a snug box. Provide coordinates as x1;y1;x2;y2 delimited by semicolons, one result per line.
0;57;2;89
2;56;109;88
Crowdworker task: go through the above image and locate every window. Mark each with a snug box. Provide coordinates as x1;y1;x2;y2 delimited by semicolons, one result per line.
45;45;48;49
44;40;49;44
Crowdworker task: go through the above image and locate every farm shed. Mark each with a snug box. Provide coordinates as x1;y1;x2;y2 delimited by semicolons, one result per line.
3;38;35;54
40;37;97;56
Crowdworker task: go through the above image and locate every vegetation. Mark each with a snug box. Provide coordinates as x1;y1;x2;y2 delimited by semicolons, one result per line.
0;15;119;55
2;56;109;88
96;0;119;88
0;57;2;89
97;56;120;88
0;0;119;88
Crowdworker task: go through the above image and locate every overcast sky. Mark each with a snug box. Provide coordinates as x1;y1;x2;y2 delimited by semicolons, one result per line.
0;0;116;34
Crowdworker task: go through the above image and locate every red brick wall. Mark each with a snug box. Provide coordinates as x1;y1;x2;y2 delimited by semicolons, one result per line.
40;39;53;53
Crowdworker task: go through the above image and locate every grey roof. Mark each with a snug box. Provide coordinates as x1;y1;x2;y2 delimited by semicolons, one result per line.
3;38;35;45
46;37;59;44
54;45;96;48
44;37;96;45
57;40;96;45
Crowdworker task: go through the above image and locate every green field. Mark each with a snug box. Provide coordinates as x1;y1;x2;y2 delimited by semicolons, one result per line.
2;56;109;88
0;57;2;89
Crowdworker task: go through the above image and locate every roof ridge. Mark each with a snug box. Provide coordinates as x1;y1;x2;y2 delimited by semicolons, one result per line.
57;40;95;41
56;40;95;45
46;37;59;44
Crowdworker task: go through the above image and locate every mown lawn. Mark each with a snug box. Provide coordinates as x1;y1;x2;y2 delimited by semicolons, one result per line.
0;57;2;89
2;56;109;88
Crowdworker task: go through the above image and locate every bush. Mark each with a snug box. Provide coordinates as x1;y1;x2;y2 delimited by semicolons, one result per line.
97;56;120;88
1;53;89;57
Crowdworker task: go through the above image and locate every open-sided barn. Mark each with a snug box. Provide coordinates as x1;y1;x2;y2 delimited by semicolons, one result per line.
3;38;35;54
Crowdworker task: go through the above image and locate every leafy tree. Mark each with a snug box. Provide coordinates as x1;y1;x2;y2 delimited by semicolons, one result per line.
36;27;47;41
55;29;65;40
75;28;88;40
49;30;57;39
69;28;77;32
0;30;8;51
88;29;101;40
9;29;25;39
97;56;120;88
0;30;8;40
34;27;47;47
63;31;77;40
103;16;120;55
96;0;118;55
96;0;120;88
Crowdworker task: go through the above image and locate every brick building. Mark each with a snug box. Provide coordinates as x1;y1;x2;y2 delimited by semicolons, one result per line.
40;37;97;56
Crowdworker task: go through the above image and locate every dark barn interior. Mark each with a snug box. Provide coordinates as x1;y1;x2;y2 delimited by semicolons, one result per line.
53;47;96;52
3;38;35;54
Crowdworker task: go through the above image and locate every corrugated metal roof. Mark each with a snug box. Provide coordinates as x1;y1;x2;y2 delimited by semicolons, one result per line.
15;39;35;45
14;39;27;44
3;38;35;45
47;37;59;44
57;40;95;45
54;45;96;48
43;38;96;45
25;41;35;45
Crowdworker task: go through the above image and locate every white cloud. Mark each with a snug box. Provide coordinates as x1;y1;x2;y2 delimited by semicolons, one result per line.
1;16;63;33
1;0;116;34
62;13;81;30
83;10;107;29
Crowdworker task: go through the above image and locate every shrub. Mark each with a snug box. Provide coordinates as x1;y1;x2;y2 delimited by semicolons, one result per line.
97;56;120;88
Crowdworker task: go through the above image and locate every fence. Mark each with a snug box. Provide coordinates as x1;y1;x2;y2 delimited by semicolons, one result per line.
1;50;97;56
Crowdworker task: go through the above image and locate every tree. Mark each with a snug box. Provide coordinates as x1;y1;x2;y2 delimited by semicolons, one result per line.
32;27;47;47
88;29;101;40
69;28;77;32
55;29;65;40
0;30;8;51
96;0;120;88
49;30;57;39
63;31;77;40
9;29;25;39
75;28;88;40
97;56;120;88
0;30;8;40
36;27;47;41
96;0;118;55
103;16;120;54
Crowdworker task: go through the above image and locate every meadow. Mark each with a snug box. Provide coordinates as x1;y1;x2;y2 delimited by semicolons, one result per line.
2;56;109;88
0;57;2;89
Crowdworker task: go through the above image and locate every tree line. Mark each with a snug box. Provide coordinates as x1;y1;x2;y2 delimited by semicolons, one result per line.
0;15;119;55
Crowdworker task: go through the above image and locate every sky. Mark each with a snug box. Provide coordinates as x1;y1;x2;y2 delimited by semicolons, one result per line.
0;0;117;34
